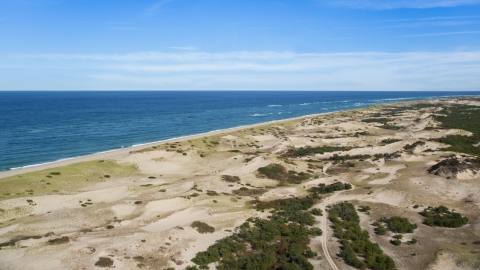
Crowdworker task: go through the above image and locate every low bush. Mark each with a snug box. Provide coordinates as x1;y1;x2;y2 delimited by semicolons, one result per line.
378;216;417;233
48;236;70;244
420;205;469;227
95;257;114;267
192;221;215;234
381;138;402;145
221;175;240;183
232;187;267;196
283;146;352;158
257;164;311;184
308;182;351;198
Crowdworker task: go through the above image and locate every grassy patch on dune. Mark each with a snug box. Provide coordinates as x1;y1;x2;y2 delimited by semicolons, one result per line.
0;160;139;200
257;164;311;184
434;104;480;156
283;146;352;158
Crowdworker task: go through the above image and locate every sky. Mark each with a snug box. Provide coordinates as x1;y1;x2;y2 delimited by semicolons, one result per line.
0;0;479;90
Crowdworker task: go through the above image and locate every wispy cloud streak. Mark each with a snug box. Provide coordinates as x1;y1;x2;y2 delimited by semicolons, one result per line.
401;31;480;37
6;50;480;90
147;0;174;12
321;0;480;10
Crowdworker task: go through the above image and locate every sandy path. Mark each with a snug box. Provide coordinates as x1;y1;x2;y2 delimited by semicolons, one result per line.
316;182;355;270
318;195;340;270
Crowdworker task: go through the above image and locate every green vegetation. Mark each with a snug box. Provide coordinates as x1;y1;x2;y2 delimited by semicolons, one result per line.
434;104;480;156
328;202;395;269
390;235;403;246
380;124;401;130
257;164;311;184
381;138;402;145
95;257;114;267
374;223;387;235
0;160;139;201
329;154;371;162
1;235;43;248
48;236;70;244
191;221;215;234
358;206;371;213
420;205;469;227
232;187;267;197
221;175;240;183
191;197;321;269
206;190;219;196
377;216;417;233
361;118;391;124
283;146;352;158
404;141;426;150
310;208;323;216
308;182;352;198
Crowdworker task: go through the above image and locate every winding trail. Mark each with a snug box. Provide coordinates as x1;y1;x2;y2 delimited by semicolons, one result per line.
316;182;355;270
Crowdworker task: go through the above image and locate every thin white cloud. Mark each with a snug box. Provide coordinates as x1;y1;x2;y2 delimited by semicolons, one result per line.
5;50;480;90
321;0;480;9
169;46;197;51
379;15;480;22
401;31;480;37
147;0;174;12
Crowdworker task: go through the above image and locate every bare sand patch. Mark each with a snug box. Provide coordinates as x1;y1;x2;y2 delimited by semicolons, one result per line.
142;207;210;233
364;164;406;184
221;156;271;176
111;204;137;217
0;224;19;236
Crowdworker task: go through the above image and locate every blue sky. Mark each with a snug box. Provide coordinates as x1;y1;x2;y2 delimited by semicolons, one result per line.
1;0;479;90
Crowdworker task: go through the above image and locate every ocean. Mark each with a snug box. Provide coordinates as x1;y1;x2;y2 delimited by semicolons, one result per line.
1;91;479;172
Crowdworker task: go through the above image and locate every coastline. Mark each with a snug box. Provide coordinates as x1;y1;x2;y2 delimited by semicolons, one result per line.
0;109;341;179
0;95;476;179
1;92;478;178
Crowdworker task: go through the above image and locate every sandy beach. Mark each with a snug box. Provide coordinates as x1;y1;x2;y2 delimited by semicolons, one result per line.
1;97;480;270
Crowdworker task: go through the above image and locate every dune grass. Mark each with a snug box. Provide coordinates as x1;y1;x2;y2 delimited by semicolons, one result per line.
0;160;139;201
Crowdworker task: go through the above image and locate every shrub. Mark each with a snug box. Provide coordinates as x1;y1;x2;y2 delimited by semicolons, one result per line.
381;138;402;145
310;208;323;216
221;175;240;183
420;205;469;227
48;236;70;244
378;216;417;233
191;221;215;234
232;187;267;196
362;118;391;124
308;182;351;197
358;206;371;212
257;164;311;184
134;201;143;204
95;257;114;267
283;146;352;158
206;190;219;196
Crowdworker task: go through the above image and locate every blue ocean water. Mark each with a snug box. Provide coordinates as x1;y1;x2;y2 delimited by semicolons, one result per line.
1;91;479;172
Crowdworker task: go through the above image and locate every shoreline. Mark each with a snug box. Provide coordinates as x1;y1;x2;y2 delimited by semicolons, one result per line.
0;95;476;179
0;109;343;179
